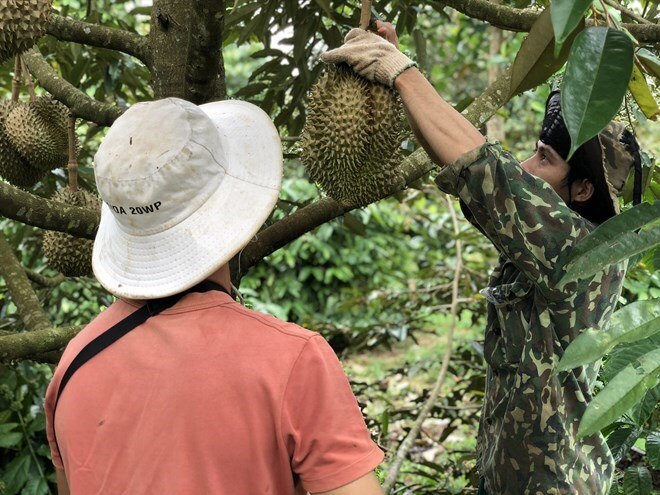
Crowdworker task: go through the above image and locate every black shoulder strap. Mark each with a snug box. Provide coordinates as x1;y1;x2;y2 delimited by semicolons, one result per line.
52;280;230;459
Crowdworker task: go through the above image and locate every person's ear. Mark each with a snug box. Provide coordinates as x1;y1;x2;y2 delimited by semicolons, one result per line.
572;179;594;203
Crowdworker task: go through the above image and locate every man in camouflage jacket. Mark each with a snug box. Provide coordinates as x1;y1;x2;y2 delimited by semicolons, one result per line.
323;23;642;495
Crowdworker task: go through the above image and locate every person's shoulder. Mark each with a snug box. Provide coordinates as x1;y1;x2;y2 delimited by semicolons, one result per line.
217;300;319;343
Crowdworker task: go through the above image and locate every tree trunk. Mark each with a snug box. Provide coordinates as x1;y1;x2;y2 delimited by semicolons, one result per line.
150;0;226;103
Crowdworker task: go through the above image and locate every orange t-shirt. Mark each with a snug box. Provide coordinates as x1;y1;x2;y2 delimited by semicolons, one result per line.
45;291;383;494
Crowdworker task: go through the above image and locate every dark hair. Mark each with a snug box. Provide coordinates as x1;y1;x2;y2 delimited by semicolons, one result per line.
539;91;616;225
563;137;617;225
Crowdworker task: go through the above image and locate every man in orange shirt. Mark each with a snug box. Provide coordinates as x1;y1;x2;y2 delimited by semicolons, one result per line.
45;98;384;494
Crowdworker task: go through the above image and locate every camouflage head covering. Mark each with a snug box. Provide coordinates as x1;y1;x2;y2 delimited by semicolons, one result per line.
540;91;642;214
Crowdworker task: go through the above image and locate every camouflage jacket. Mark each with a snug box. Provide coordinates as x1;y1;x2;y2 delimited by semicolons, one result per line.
435;142;625;495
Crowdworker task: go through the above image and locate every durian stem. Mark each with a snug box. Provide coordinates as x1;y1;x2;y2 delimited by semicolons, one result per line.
359;0;372;29
11;56;22;103
67;115;79;192
20;57;37;101
0;235;53;333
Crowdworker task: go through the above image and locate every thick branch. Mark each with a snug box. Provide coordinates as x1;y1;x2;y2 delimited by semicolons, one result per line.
0;325;82;363
438;0;660;42
21;48;122;127
0;181;99;239
150;0;226;102
0;236;52;332
185;0;226;102
47;13;152;67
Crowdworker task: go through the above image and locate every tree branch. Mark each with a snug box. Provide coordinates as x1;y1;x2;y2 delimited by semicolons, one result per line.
0;325;82;363
21;48;122;127
382;195;463;493
603;0;652;25
0;235;52;332
47;13;152;66
25;269;66;287
0;181;99;239
185;0;226;103
438;0;660;42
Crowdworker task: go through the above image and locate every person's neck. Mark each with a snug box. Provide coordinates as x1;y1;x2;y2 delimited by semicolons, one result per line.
206;264;232;294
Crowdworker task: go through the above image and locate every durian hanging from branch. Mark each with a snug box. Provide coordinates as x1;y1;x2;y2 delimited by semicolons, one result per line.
0;0;53;63
42;115;100;278
299;0;406;207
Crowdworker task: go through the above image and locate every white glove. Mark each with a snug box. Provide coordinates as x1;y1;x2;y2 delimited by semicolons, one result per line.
321;28;417;87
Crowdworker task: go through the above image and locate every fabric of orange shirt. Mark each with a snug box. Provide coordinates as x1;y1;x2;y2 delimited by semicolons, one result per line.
45;291;383;494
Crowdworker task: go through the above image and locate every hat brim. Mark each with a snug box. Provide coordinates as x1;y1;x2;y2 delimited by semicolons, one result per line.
92;100;282;299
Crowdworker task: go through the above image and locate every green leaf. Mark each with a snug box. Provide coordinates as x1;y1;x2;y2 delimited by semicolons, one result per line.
557;300;660;371
637;48;660;80
510;8;583;97
628;63;660;120
623;466;653;495
602;334;660;382
21;478;49;495
647;431;660;469
561;27;634;158
578;347;660;438
607;425;641;463
551;0;593;48
629;383;660;425
2;455;31;494
561;202;660;284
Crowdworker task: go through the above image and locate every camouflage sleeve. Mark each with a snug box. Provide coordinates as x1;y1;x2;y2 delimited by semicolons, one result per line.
434;141;592;298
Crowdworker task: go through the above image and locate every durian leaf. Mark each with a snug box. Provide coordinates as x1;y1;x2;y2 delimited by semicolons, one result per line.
628;63;660;120
551;0;593;50
509;8;583;97
560;202;660;284
623;467;653;495
637;48;660;80
577;347;660;438
560;27;634;159
607;425;641;464
556;300;660;372
647;432;660;470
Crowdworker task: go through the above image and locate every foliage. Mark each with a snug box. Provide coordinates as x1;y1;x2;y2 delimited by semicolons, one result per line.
0;363;54;495
0;0;657;493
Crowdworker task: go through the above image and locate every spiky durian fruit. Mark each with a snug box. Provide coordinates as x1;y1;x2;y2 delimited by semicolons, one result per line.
5;97;70;171
0;99;45;188
0;0;52;62
299;64;405;206
42;188;100;277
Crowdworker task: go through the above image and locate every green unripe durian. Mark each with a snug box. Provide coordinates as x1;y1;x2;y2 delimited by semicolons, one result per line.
0;0;52;62
0;99;45;188
42;188;100;277
300;64;405;206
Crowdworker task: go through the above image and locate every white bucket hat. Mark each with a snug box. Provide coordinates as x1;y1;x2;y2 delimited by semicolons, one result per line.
92;97;282;299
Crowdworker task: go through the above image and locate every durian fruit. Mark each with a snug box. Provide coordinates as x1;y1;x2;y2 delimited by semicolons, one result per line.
0;0;52;63
42;188;100;277
5;96;70;171
300;64;405;206
0;99;46;188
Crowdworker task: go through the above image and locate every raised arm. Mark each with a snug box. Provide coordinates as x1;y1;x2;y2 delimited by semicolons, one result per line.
322;22;484;166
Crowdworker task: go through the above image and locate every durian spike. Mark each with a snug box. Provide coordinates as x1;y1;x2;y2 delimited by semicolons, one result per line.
20;58;37;101
11;56;22;103
67;114;78;192
359;0;372;29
